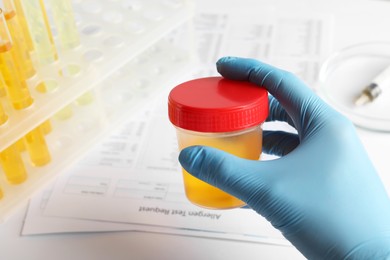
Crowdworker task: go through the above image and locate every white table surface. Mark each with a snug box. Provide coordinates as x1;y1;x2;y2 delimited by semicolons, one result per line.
2;0;390;259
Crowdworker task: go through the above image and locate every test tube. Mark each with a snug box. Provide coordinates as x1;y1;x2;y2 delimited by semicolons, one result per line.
0;73;8;127
3;0;36;79
0;143;28;184
0;100;8;125
12;0;34;53
15;137;25;151
0;8;33;110
0;73;6;97
47;0;80;50
18;0;58;66
24;126;51;166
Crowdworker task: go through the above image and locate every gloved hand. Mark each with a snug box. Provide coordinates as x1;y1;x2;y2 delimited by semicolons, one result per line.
178;57;390;259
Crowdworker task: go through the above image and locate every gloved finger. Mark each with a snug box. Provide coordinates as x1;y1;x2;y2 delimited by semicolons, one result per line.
216;57;332;136
178;145;272;204
262;130;299;157
267;95;295;128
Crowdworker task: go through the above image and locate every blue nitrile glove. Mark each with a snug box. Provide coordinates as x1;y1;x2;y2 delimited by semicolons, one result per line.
178;57;390;259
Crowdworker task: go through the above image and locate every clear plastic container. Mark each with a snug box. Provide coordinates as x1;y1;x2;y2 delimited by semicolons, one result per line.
168;77;269;209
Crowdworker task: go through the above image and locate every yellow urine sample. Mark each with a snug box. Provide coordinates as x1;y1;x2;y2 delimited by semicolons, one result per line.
0;76;6;97
0;101;8;125
4;7;36;79
0;186;3;199
15;138;26;152
0;44;33;109
24;127;51;166
0;143;28;184
176;125;263;209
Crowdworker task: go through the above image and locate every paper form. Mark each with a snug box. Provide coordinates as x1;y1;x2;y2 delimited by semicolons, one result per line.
193;9;333;86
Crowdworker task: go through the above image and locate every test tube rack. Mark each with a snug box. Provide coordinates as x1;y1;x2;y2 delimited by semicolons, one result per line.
0;0;194;222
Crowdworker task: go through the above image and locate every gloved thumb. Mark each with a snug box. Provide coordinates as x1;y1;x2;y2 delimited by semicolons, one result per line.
178;145;270;204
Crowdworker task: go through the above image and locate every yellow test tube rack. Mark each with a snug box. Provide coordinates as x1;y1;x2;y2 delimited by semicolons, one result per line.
0;0;194;222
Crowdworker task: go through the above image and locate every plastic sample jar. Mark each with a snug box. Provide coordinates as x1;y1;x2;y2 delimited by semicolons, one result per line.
168;76;268;209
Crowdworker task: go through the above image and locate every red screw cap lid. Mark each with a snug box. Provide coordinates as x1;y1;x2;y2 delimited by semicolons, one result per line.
168;76;269;133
